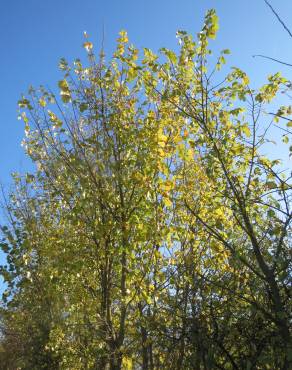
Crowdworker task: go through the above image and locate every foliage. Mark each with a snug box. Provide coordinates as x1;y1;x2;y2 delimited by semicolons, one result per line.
0;9;291;370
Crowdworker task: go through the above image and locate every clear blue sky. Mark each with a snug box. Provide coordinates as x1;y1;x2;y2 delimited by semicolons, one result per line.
0;0;291;285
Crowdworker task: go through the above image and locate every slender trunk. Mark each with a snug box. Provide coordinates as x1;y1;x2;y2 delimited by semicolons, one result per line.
139;303;149;370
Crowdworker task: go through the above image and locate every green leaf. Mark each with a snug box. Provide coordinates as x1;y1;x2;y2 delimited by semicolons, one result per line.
242;125;251;137
79;103;88;112
58;79;69;92
59;58;68;71
160;48;177;64
18;98;31;109
222;49;231;54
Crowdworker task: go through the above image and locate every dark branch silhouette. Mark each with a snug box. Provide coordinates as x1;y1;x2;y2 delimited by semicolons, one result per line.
252;54;292;67
254;1;292;67
264;0;292;38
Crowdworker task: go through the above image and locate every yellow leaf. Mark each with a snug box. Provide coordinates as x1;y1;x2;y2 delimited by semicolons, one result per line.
242;125;251;137
164;197;172;208
158;129;168;147
122;356;132;370
39;98;46;107
118;30;129;44
161;180;173;192
83;41;93;52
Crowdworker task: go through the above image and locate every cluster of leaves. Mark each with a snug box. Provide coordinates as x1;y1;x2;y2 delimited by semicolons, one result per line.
0;10;291;370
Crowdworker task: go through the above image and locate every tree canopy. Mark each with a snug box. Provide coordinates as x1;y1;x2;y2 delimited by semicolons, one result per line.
0;9;291;370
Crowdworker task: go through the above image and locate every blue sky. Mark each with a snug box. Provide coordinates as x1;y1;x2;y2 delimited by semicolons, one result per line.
0;0;291;286
1;0;291;185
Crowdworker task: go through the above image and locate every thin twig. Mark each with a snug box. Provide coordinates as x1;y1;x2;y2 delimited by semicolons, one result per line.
252;54;292;67
264;0;292;38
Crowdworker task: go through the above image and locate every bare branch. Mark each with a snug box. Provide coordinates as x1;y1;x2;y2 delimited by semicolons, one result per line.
264;0;292;38
252;54;292;67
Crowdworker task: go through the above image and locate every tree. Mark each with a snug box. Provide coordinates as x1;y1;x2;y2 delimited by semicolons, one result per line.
0;9;291;370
